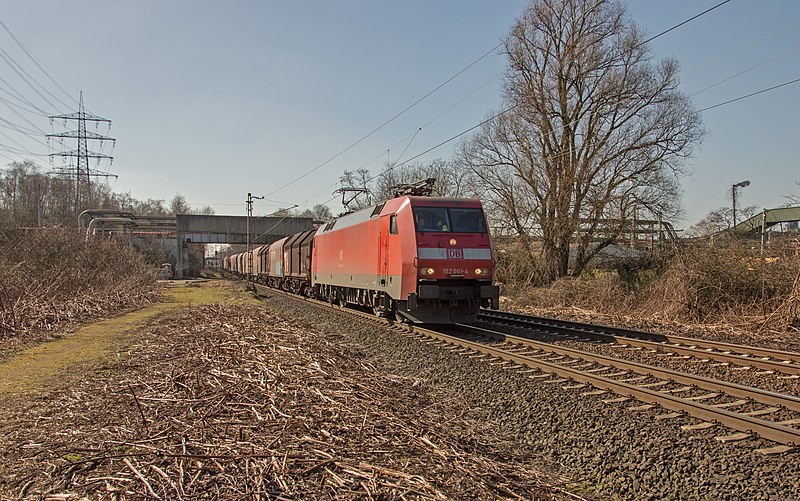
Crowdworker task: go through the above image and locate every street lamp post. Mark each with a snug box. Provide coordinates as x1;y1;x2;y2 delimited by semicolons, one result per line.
731;180;750;228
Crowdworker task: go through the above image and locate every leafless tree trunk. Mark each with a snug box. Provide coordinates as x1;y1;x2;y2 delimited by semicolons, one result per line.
458;0;704;282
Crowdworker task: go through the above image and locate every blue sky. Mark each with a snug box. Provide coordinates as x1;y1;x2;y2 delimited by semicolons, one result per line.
1;1;798;229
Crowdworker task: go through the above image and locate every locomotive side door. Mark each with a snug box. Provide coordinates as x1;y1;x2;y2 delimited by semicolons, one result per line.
378;215;391;287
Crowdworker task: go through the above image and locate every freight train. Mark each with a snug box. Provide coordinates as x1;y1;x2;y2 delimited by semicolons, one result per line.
224;193;500;323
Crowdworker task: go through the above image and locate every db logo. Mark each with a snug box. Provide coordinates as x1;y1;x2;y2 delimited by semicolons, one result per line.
447;248;463;259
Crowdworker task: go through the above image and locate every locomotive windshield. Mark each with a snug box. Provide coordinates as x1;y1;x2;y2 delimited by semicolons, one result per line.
413;207;487;233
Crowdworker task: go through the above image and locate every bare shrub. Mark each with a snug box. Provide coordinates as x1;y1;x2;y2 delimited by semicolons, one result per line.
503;269;633;316
0;228;159;344
502;238;799;334
643;241;800;331
494;238;545;286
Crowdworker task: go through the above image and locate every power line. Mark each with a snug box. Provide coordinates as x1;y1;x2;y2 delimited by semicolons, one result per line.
0;92;46;116
0;46;61;112
302;66;508;207
315;106;517;209
265;41;503;197
698;76;800;112
691;41;800;96
643;0;733;44
307;3;739;209
0;73;50;115
0;95;48;135
0;18;80;108
0;125;48;148
0;141;47;157
0;115;43;136
685;18;800;75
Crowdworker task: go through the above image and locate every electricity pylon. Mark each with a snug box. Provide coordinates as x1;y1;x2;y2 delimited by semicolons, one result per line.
47;91;116;219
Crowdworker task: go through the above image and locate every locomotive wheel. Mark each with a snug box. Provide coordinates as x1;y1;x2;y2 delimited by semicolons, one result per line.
338;293;347;308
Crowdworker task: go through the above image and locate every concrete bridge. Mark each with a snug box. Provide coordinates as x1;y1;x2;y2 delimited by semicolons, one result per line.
176;215;315;278
79;210;315;279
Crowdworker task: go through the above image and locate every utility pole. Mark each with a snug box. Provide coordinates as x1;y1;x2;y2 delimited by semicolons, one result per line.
246;192;264;285
47;91;116;224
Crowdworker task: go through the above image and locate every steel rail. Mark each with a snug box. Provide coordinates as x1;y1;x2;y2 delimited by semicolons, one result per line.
249;281;800;445
479;310;800;375
420;325;800;446
452;324;800;412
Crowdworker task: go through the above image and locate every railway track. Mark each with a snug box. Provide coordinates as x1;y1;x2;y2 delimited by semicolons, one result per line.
479;310;800;376
251;282;799;450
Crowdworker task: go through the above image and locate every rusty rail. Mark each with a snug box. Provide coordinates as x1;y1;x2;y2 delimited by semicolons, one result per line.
251;282;800;445
479;310;800;375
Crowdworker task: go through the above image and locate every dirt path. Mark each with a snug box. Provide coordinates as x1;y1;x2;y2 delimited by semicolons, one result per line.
0;279;251;397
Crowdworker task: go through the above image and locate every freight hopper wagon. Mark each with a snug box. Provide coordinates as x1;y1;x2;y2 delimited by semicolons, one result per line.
313;196;500;323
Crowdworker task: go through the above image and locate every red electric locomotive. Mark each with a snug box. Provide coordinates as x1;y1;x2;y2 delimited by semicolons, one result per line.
312;195;499;323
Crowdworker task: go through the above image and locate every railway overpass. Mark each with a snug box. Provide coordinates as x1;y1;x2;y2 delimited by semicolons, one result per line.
80;210;315;279
174;215;315;278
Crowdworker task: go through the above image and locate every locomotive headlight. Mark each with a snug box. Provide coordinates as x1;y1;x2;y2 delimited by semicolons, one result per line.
475;268;489;275
421;267;435;276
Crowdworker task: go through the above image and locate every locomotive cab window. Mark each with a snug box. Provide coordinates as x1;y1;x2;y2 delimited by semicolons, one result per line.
389;214;398;235
414;207;450;232
413;207;486;233
448;208;487;233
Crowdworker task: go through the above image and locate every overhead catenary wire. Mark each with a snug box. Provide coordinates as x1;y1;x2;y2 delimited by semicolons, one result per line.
297;0;738;209
265;41;504;198
685;18;800;75
698;76;800;112
691;41;800;96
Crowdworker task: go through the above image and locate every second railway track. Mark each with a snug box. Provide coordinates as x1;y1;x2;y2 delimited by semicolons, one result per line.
479;310;800;376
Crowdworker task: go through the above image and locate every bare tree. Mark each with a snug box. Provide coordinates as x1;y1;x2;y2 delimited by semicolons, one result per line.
194;206;215;216
0;161;56;227
688;205;760;237
373;159;477;202
298;204;333;222
785;181;800;205
458;0;704;282
169;193;191;215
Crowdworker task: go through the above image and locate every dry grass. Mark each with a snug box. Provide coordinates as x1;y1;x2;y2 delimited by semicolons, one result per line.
0;303;566;499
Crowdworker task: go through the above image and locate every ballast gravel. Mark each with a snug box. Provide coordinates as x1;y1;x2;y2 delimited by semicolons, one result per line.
263;293;800;500
476;320;800;397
